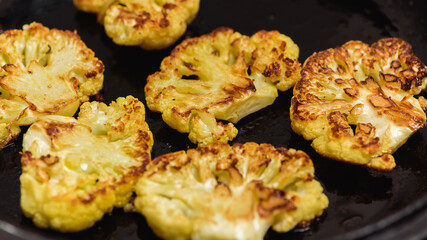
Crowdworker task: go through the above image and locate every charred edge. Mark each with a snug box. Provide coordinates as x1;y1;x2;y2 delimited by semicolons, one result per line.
290;96;307;121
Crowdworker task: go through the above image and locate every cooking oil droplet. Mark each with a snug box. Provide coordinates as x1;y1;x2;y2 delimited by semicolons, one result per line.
341;215;363;230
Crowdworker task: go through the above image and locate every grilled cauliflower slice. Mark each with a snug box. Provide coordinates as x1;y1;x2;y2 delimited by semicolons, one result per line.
74;0;200;50
145;28;301;146
0;22;104;148
20;96;153;232
291;38;427;171
135;142;328;240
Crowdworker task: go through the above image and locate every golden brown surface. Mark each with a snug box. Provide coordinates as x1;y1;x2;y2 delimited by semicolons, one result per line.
291;38;427;171
134;142;328;240
145;27;301;146
20;96;153;232
0;22;104;148
73;0;200;50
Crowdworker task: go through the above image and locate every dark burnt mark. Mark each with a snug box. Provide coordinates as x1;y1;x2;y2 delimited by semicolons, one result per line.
279;41;286;51
128;160;149;177
283;58;294;66
382;73;400;82
137;129;152;142
94;93;104;102
45;122;72;138
401;79;414;91
2;63;15;73
211;50;220;56
257;187;297;217
263;62;281;78
328;112;351;138
335;78;345;84
85;71;97;78
290;96;306;121
275;147;289;157
382;154;392;162
320;67;334;74
294;79;309;91
172;107;192;118
96;60;105;73
152;153;177;170
130;11;151;29
344;88;358;98
183;62;197;71
163;3;177;10
159;18;170;28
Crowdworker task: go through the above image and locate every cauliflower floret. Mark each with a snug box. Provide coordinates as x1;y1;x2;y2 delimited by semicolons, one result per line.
74;0;200;50
134;142;328;240
291;38;427;171
145;28;301;146
20;96;153;232
0;22;104;148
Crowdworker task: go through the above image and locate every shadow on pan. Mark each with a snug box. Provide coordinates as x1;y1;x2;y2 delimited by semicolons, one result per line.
1;0;427;239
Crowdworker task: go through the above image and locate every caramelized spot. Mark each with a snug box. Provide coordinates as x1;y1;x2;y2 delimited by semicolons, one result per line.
263;62;281;78
85;71;97;78
369;95;393;108
344;88;358;98
159;18;170;28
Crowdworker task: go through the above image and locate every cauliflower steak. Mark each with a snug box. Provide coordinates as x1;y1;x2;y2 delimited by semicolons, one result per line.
20;96;153;232
0;22;104;148
135;142;328;240
74;0;200;50
145;28;301;146
291;38;427;171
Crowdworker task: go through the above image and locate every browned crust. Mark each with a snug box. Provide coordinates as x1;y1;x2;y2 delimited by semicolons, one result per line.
145;142;314;218
291;37;427;171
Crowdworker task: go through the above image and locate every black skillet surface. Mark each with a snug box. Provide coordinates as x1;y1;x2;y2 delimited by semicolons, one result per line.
1;0;427;239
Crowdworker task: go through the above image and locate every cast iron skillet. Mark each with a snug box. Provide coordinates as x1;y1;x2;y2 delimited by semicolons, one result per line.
0;0;427;239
